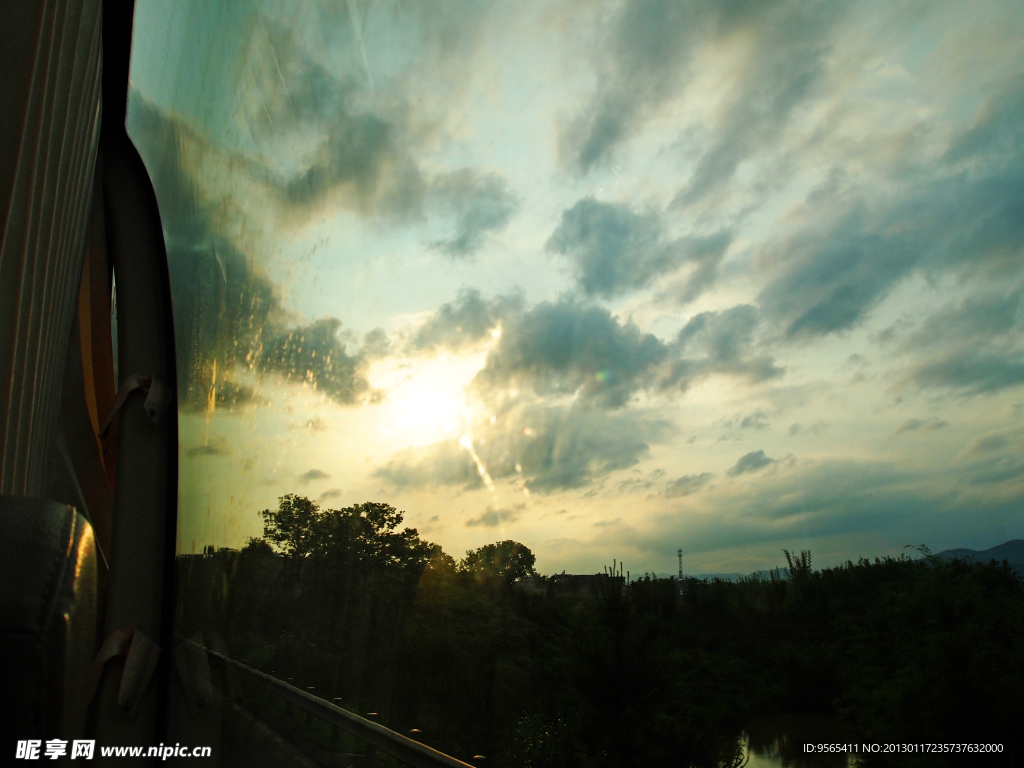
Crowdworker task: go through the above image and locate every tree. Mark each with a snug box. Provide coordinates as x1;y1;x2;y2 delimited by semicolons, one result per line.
460;540;537;587
259;495;440;572
261;494;323;558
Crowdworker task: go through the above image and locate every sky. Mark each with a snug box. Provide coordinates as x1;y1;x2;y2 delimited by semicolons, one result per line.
127;0;1024;576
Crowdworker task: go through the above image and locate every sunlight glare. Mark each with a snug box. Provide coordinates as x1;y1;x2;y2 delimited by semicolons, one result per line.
368;352;487;447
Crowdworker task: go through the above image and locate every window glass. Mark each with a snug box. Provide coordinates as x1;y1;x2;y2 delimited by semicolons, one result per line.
128;0;1024;764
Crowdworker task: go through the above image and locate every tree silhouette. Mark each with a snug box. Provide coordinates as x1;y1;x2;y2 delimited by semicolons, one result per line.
460;540;537;587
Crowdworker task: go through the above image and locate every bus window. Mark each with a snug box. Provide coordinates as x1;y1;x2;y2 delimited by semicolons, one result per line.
128;1;1024;764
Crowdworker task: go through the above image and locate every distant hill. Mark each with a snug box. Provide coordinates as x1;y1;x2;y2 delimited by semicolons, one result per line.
638;541;1024;583
934;539;1024;575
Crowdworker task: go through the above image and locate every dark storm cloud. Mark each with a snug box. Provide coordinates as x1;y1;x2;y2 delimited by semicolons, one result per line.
664;472;714;498
298;469;330;484
727;450;775;476
375;403;673;493
758;76;1024;341
546;197;730;301
409;289;524;353
429;170;518;256
128;92;377;408
466;504;524;528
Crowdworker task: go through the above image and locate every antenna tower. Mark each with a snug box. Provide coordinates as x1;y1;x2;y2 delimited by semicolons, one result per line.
677;548;683;581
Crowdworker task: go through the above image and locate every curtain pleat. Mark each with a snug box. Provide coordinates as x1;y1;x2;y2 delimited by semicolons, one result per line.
0;0;103;496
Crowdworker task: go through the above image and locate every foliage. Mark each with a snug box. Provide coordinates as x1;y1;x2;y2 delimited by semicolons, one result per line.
176;504;1024;768
459;539;537;587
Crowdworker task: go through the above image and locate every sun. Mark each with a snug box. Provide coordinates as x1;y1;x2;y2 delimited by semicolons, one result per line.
368;352;488;447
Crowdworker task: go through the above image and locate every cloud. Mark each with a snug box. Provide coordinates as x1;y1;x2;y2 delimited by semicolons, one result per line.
671;1;847;209
621;459;1024;561
893;418;949;436
128;92;381;409
237;17;425;217
593;518;622;528
465;504;525;528
409;289;524;353
260;318;374;404
362;328;391;359
472;298;670;408
739;410;770;431
375;403;673;493
907;351;1024;396
186;435;233;457
236;16;525;245
561;0;844;195
670;304;784;385
449;297;783;409
727;450;776;476
966;459;1024;487
128;92;283;412
546;197;730;301
430;170;518;256
298;469;330;484
788;421;829;436
211;380;260;410
944;75;1024;167
561;0;778;173
319;489;343;502
958;427;1024;486
664;472;714;498
906;286;1024;351
960;428;1024;457
900;285;1024;396
617;468;667;494
757;75;1024;341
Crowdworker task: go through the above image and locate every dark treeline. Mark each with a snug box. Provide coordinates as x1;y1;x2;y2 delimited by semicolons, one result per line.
175;496;1024;767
